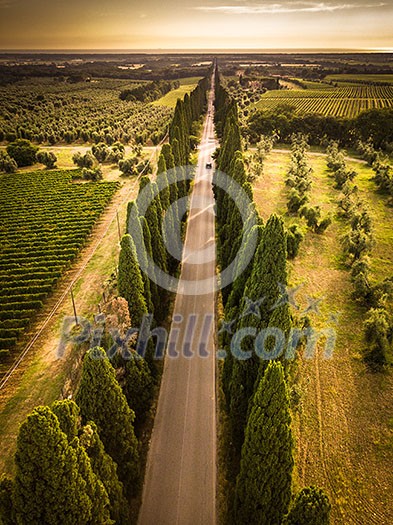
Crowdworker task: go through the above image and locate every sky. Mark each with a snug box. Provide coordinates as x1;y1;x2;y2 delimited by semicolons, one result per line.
0;0;392;50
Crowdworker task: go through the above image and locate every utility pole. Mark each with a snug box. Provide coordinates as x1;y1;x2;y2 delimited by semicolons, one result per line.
70;286;78;326
116;211;121;242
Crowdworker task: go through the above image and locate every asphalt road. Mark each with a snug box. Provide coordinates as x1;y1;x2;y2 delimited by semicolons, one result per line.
138;76;217;525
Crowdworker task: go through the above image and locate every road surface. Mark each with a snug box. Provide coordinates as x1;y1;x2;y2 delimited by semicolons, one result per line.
138;75;217;525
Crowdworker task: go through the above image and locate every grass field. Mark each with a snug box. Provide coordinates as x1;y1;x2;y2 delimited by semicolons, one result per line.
254;85;393;118
251;149;393;524
152;77;202;108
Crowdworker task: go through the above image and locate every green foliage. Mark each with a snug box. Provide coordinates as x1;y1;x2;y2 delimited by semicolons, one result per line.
0;475;15;525
0;150;17;173
13;406;97;524
75;347;140;496
229;215;288;450
51;399;79;441
7;139;38;167
0;170;118;361
36;150;57;169
118;157;138;176
234;361;294;525
249;134;274;181
364;307;391;368
80;423;129;525
118;234;147;325
124;353;154;424
286;224;304;258
82;167;103;181
284;486;331;525
72;150;95;169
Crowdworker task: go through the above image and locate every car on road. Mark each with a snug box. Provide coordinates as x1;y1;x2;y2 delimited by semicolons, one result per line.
206;162;212;169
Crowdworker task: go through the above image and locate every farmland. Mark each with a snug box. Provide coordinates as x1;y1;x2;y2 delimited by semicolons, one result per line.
326;74;393;85
251;149;393;524
0;169;118;365
152;76;203;107
0;78;173;145
254;85;393;118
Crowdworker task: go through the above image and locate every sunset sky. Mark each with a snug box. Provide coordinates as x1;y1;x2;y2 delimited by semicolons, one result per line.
0;0;392;50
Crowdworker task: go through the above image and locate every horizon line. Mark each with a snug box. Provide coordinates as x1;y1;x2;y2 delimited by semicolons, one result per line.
0;47;392;55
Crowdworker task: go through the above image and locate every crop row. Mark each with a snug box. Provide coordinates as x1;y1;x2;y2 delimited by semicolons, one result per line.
0;169;118;356
256;86;393;118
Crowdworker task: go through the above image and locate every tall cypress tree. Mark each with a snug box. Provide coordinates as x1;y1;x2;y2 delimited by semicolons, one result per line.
138;176;167;274
234;361;294;525
13;407;94;525
80;422;129;525
284;486;331;525
229;214;288;450
52;399;129;525
126;201;153;315
75;347;140;497
0;475;14;525
118;234;148;326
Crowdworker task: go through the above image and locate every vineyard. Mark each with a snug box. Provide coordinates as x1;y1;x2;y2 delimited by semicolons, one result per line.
0;170;118;362
325;74;393;85
0;78;173;146
254;85;393;118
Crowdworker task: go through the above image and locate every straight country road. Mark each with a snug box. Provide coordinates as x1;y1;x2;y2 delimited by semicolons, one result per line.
138;75;218;525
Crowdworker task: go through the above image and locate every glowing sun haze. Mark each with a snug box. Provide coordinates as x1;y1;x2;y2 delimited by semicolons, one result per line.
0;0;392;50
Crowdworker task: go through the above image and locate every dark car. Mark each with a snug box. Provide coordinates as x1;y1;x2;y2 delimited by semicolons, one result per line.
206;162;212;169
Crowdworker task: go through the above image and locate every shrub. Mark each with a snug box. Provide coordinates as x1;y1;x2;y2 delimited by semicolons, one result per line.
7;139;38;167
36;151;57;169
286;224;303;259
82;167;103;181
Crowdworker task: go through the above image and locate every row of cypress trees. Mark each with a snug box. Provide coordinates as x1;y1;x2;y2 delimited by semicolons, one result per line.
119;74;210;325
0;77;213;524
213;68;331;524
0;347;138;524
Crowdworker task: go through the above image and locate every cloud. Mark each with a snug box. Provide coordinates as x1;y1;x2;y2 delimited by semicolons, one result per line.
194;1;386;14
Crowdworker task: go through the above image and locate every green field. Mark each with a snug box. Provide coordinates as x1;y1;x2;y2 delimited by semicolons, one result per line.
326;74;393;85
152;77;202;108
254;85;393;117
0;170;118;364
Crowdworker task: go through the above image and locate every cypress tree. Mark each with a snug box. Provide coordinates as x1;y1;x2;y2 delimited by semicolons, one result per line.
0;475;14;525
75;347;140;497
284;486;331;525
140;216;160;318
80;423;129;525
126;201;153;315
118;234;148;326
50;400;112;525
51;398;79;440
234;361;294;525
13;406;93;525
138;176;167;274
69;437;111;525
229;214;288;450
52;399;128;524
124;352;154;424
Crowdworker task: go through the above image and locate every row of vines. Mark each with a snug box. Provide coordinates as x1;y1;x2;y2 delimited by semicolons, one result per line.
0;170;118;365
256;85;393;118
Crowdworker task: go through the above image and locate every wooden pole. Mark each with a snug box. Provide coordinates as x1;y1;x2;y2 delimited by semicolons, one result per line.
70;286;78;326
116;211;121;242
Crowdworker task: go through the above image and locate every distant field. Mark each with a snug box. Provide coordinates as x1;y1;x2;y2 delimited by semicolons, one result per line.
290;78;333;90
255;85;393;118
152;77;202;108
326;74;393;85
0;170;118;365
